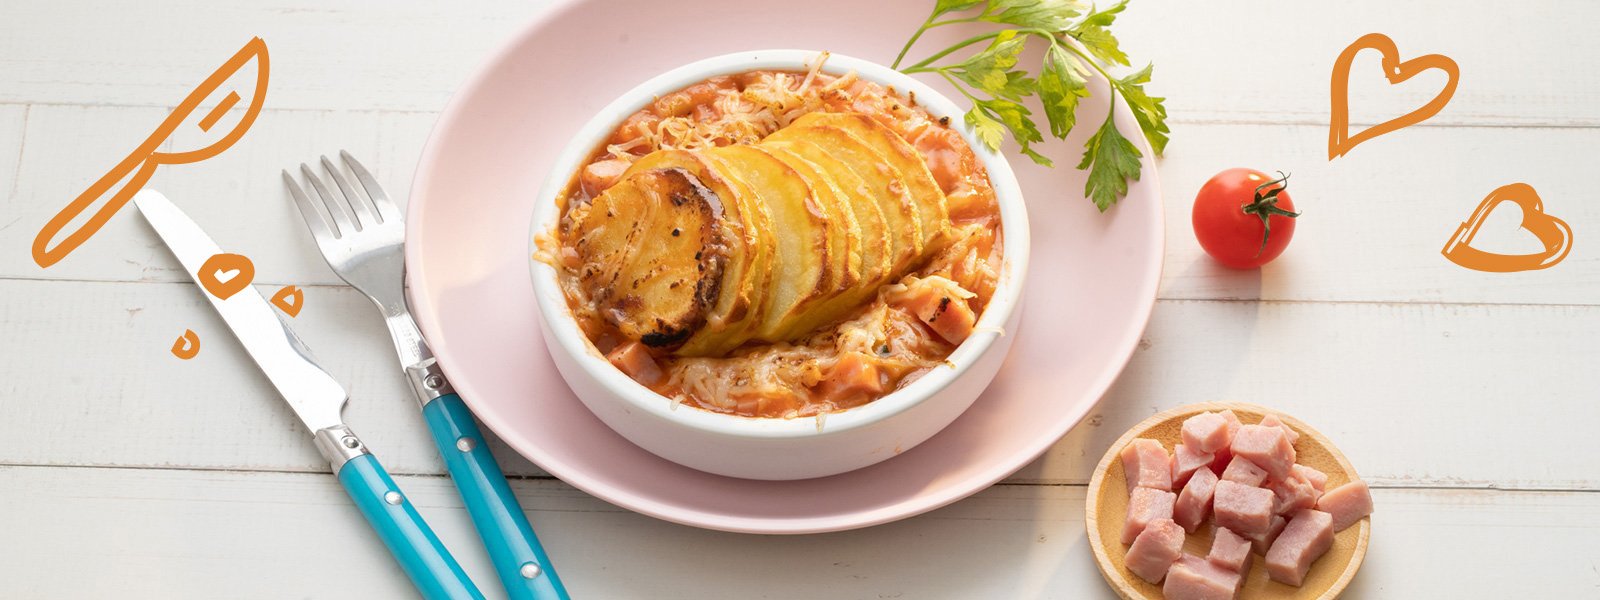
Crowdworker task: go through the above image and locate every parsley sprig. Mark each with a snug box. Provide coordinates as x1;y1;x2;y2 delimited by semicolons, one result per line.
894;0;1168;211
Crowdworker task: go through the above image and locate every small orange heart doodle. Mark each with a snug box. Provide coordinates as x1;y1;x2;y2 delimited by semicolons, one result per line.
198;253;255;300
271;285;304;317
1442;183;1572;272
171;329;201;360
1329;33;1459;159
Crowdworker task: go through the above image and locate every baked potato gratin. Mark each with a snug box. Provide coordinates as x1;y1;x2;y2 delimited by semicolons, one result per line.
539;59;1004;418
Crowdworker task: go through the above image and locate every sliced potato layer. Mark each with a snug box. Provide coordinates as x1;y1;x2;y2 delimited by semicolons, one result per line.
567;111;956;356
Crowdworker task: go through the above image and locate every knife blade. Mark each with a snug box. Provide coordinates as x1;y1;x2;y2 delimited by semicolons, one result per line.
132;189;484;600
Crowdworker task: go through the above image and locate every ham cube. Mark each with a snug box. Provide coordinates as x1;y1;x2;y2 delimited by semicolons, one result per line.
1218;409;1243;439
1121;438;1173;492
1163;554;1242;600
1220;456;1269;487
1125;518;1185;584
1213;480;1275;536
1172;443;1214;488
1269;471;1322;516
1231;424;1296;480
1317;480;1374;532
1123;487;1178;544
1258;413;1301;444
1266;509;1335;586
1181;412;1232;453
1208;527;1253;573
1292;464;1328;492
1174;467;1219;532
1244;515;1287;555
1207;445;1233;476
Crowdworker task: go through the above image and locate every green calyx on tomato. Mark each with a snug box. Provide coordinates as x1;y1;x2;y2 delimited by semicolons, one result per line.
1241;172;1300;257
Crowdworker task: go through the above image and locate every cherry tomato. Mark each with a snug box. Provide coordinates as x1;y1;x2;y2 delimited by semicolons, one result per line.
1192;168;1300;269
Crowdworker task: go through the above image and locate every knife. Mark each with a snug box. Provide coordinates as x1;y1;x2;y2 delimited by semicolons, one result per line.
133;189;485;600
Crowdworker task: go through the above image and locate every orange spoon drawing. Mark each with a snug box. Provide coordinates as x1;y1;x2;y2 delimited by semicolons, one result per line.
31;37;268;268
1329;33;1459;159
1442;183;1572;272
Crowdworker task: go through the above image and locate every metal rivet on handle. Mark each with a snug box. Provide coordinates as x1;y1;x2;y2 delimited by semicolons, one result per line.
520;562;542;579
384;491;403;505
456;437;477;452
341;436;360;449
424;374;445;389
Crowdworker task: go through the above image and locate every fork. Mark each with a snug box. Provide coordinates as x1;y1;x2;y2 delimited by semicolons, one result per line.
284;152;569;600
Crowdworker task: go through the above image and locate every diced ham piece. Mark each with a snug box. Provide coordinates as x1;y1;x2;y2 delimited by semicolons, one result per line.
1292;464;1329;492
1244;515;1287;555
1231;424;1297;480
1259;414;1301;444
1172;443;1214;488
1123;487;1178;544
1174;467;1218;533
1266;509;1335;586
1208;527;1254;573
1213;480;1275;536
1317;480;1374;532
1218;409;1243;438
1181;412;1232;454
1220;456;1269;488
1269;471;1322;516
1207;445;1233;477
1162;554;1242;600
1125;518;1186;584
1120;438;1173;493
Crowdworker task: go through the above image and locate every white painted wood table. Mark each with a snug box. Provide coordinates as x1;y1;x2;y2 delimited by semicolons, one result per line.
2;1;1596;598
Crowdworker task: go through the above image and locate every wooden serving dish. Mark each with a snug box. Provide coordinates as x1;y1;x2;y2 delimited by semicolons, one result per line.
1085;402;1370;599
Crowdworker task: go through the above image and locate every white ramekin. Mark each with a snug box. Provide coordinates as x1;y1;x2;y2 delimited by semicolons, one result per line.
528;49;1030;480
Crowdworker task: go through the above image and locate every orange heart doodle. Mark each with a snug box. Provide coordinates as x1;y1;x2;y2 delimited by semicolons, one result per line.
171;329;200;360
198;253;255;300
1329;33;1459;159
271;285;304;317
1442;183;1572;272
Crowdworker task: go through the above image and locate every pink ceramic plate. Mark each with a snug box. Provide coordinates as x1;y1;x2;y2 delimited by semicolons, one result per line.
406;0;1164;534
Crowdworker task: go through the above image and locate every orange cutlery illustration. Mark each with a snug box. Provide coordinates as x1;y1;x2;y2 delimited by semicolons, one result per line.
1329;33;1459;159
31;37;268;268
170;329;201;360
1442;183;1572;272
271;285;305;317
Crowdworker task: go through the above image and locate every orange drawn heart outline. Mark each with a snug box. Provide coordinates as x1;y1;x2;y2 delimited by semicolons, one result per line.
1329;33;1459;159
1442;183;1572;272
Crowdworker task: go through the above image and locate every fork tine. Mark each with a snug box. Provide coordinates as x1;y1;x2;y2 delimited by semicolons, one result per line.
340;150;402;223
301;163;357;237
282;169;339;241
321;155;382;228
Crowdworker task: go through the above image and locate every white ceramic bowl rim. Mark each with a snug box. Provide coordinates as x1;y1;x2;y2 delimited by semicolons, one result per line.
528;49;1031;440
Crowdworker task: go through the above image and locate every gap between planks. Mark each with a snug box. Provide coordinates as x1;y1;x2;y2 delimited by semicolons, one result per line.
2;463;1594;495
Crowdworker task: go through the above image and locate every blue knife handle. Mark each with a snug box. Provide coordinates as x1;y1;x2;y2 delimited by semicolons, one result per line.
424;393;570;600
337;453;486;600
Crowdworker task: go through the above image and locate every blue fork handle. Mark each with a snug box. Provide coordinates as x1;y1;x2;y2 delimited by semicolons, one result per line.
424;393;570;600
337;453;486;600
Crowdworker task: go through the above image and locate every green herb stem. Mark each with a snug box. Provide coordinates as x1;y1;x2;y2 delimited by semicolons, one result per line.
904;31;1006;71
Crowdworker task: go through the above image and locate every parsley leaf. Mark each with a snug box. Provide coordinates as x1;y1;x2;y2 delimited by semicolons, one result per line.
951;31;1030;97
1038;44;1090;138
982;0;1086;31
1069;1;1130;66
933;0;987;18
1111;63;1169;154
964;107;1006;151
1078;112;1143;211
978;98;1052;166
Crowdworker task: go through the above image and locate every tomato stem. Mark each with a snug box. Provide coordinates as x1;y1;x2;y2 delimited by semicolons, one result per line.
1242;171;1300;257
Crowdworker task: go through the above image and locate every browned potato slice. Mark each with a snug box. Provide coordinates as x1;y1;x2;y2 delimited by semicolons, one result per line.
768;121;924;275
571;167;725;347
703;144;832;343
623;150;765;356
765;139;890;289
793;112;951;253
762;143;863;293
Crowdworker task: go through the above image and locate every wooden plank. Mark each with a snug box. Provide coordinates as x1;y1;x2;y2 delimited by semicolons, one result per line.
4;278;1595;491
0;0;541;112
1154;123;1600;305
4;105;1596;306
0;103;435;285
2;1;1598;128
2;465;1597;598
